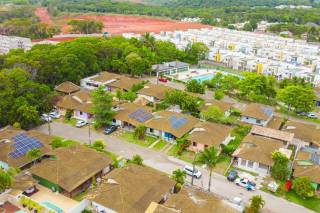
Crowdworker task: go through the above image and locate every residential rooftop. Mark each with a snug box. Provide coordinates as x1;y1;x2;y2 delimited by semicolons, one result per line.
250;125;294;143
241;103;273;121
54;81;80;94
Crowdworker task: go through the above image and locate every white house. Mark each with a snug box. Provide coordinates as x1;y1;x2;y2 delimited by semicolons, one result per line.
240;103;274;126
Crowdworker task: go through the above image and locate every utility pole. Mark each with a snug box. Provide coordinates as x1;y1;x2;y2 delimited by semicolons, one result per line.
88;120;92;145
47;119;51;135
191;151;198;186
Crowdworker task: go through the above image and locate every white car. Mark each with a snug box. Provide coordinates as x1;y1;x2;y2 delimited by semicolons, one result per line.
235;178;256;191
183;165;202;179
76;120;87;128
307;113;317;119
49;111;61;119
41;114;52;122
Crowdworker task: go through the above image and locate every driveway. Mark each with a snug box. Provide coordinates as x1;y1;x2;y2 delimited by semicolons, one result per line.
35;122;314;213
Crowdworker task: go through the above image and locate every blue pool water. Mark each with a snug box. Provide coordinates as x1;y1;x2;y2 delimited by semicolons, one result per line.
41;201;63;213
190;74;215;82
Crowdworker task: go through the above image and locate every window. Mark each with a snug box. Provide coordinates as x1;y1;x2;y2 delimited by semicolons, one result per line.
248;161;254;168
149;128;154;133
112;119;116;123
193;142;197;146
79;111;83;115
204;145;208;148
241;159;247;166
259;163;269;170
256;120;261;124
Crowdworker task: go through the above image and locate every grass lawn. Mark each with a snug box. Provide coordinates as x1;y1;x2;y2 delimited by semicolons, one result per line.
64;118;77;127
120;132;157;147
214;154;232;175
167;145;195;164
285;191;320;212
152;140;168;151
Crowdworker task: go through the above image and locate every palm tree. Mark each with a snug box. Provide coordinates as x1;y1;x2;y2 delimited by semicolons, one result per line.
26;148;42;165
141;33;156;51
133;125;146;140
195;147;219;192
248;195;265;213
171;169;186;193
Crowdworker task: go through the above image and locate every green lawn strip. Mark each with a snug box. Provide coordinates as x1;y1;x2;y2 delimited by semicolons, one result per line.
229;166;259;177
167;145;194;164
64;118;77;127
120;132;157;147
285;191;320;212
152;140;168;151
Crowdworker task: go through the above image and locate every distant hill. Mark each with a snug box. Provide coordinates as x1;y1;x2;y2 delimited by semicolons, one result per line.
161;0;317;7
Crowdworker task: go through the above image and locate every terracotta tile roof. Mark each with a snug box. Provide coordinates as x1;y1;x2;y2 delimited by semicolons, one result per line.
188;122;232;147
56;90;92;113
241;103;273;121
137;83;172;100
201;100;233;113
164;187;237;213
0;127;53;168
54;81;80;94
85;165;174;213
251;125;294;143
30;145;112;192
145;111;199;138
232;135;283;166
282;120;320;146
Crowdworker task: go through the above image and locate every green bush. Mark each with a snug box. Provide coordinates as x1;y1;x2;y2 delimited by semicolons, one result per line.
131;154;143;165
65;109;73;121
293;177;315;198
92;140;105;152
214;90;225;100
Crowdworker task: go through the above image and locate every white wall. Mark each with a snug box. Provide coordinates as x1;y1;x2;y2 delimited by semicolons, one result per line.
137;94;155;103
236;158;270;175
92;201;117;213
240;116;267;126
68;199;90;213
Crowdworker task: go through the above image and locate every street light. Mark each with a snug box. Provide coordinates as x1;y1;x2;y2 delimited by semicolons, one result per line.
191;151;199;186
88;119;92;146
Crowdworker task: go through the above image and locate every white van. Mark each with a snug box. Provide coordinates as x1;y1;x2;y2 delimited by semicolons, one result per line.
183;165;202;179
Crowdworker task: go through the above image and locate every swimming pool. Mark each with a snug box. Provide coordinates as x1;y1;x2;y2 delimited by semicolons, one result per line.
41;201;63;213
190;73;215;82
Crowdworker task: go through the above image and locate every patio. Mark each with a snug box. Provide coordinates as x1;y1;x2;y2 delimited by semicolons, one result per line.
30;185;79;212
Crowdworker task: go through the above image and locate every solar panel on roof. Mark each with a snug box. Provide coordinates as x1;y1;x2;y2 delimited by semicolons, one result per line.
129;109;153;123
9;133;44;159
262;107;273;117
170;116;188;129
311;152;320;165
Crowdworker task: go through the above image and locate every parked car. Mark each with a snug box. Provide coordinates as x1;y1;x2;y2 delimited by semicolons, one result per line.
104;125;118;135
41;114;52;122
76;120;87;128
183;165;202;179
49;111;61;119
159;77;168;83
307;113;317;119
227;170;238;182
235;178;256;191
297;111;307;116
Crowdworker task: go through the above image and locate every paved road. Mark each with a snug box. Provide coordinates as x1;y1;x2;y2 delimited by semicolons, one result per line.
36;122;314;213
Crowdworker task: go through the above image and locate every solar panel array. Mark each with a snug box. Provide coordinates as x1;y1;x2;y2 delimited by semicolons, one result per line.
311;152;320;165
262;107;274;117
9;133;44;159
170;116;188;129
129;109;153;123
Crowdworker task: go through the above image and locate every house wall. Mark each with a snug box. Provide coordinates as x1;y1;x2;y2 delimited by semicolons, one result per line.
69;199;91;213
112;119;123;127
74;111;91;122
188;143;207;152
92;201;117;213
236;158;270;175
240;116;267;126
137;94;156;103
146;128;176;143
32;175;63;193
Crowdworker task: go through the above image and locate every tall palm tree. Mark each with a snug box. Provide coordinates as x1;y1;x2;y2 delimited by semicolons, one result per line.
248;195;265;213
133;125;146;140
141;32;156;51
195;147;219;192
26;148;42;165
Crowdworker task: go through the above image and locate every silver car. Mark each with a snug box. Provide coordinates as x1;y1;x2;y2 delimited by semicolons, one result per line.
183;165;202;179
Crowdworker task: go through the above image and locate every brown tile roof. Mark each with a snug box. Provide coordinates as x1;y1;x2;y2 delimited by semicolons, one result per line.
12;173;36;192
282;121;320;146
188;122;232;148
145;202;179;213
90;72;121;83
145;111;200;138
266;116;283;130
241;103;273;121
293;151;320;183
30;145;112;192
113;103;153;127
54;81;80;94
108;76;143;91
232;135;283;166
85;165;175;213
201;100;233;113
56;90;92;113
137;83;172;100
250;125;294;143
164;187;237;213
0;127;53;168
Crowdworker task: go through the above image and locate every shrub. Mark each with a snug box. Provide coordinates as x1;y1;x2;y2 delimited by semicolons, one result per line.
131;154;143;165
65;109;73;121
271;151;290;181
133;125;146;140
214;90;225;100
13;122;21;129
92;140;105;152
293;177;315;198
